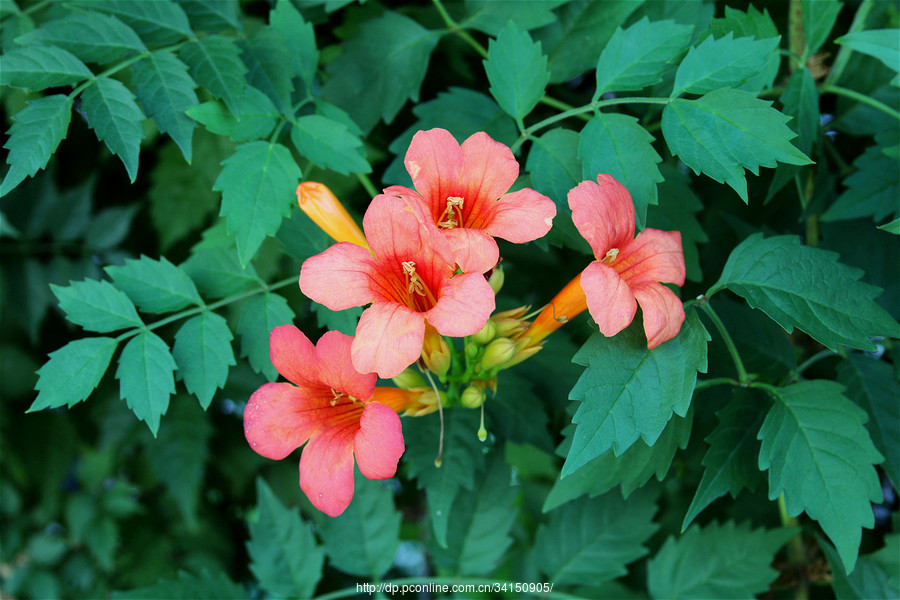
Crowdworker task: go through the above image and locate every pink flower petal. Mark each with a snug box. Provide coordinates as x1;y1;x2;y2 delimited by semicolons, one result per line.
352;303;426;378
459;131;520;207
315;330;377;401
298;421;359;517
617;229;686;287
632;282;686;349
425;272;495;337
244;382;325;460
363;193;455;269
443;227;500;274
268;325;318;386
568;175;635;259
580;261;637;338
354;402;405;480
405;128;464;214
484;188;556;243
300;242;380;310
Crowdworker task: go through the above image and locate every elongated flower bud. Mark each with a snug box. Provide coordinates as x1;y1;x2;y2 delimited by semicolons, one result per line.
479;337;518;371
421;324;452;377
460;384;487;408
470;320;496;347
297;182;370;250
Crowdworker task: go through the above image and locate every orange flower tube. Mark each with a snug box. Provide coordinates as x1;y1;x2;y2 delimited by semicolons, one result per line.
297;182;370;251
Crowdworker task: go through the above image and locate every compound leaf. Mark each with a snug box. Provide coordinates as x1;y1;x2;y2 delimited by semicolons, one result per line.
81;77;146;182
16;11;146;64
0;45;93;91
290;115;370;175
172;312;235;409
30;337;118;411
483;21;549;122
74;0;192;46
106;255;203;314
179;35;247;114
52;279;143;333
112;568;244;599
116;331;177;436
132;50;198;163
1;95;72;197
672;33;781;96
236;292;294;380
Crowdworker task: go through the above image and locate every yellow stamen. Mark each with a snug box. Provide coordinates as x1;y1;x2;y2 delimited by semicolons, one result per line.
402;261;426;296
601;248;619;264
437;196;464;229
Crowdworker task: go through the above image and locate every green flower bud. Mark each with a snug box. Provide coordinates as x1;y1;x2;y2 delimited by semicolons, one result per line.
479;337;518;371
460;384;487;408
470;320;496;346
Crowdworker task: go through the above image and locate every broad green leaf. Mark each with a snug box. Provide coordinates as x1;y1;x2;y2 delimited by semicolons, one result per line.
802;0;842;58
662;89;812;201
708;5;781;92
562;310;708;476
81;77;146;182
236;292;294;380
322;11;441;132
73;0;192;46
758;380;884;572
427;455;518;576
85;516;118;571
116;331;177;435
247;479;324;599
240;28;293;115
215;142;301;265
709;233;900;351
645;164;708;282
16;11;146;64
179;35;247;114
821;537;900;600
0;46;93;91
647;521;797;599
172;313;234;409
187;86;279;142
483;21;549;122
672;33;780;96
106;255;203;314
181;246;260;298
275;206;331;261
30;337;117;411
879;218;900;234
579;112;663;229
176;0;241;33
270;0;318;86
51;279;142;333
484;371;554;451
837;29;900;85
112;568;245;599
594;17;693;95
823;132;900;223
1;95;72;197
311;304;361;338
319;477;401;579
132;50;198;163
536;489;658;585
290;115;370;175
86;205;138;249
460;0;559;36
780;67;819;155
682;389;766;530
837;354;900;489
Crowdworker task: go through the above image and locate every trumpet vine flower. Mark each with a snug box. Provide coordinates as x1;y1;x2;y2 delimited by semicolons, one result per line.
296;181;370;250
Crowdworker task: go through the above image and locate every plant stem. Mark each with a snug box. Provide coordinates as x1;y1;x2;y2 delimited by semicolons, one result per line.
821;84;900;122
69;40;191;98
356;172;379;198
796;349;837;375
694;377;741;392
431;0;489;59
779;494;809;600
698;298;750;384
825;0;874;86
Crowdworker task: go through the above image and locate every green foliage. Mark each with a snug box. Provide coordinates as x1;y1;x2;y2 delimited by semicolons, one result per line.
112;569;245;599
172;312;235;409
116;331;177;435
671;33;780;96
30;337;117;411
823;131;900;223
0;46;92;91
236;292;294;380
16;11;146;64
484;21;549;123
837;28;900;85
51;279;142;333
179;35;247;114
290;115;370;175
1;95;72;196
81;78;146;182
106;256;202;314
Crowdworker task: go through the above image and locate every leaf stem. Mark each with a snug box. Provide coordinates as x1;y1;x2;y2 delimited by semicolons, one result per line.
825;0;874;86
778;494;810;600
68;40;191;99
820;84;900;122
356;172;379;199
795;349;838;376
694;377;741;392
697;298;750;385
431;0;489;59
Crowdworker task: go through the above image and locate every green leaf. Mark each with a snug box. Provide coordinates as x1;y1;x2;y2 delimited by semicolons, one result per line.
837;354;900;489
0;45;93;91
879;218;900;234
672;33;780;96
81;77;146;182
579;112;663;229
821;536;900;600
837;29;900;84
290;115;369;175
30;337;117;411
86;205;139;249
485;371;554;451
1;95;72;198
311;304;361;337
172;313;235;409
116;331;177;435
179;35;247;114
106;255;203;314
460;0;558;36
181;246;260;298
112;568;245;599
758;380;884;572
319;476;401;579
709;233;900;351
647;521;797;599
187;86;279;142
176;0;241;33
240;28;293;115
802;0;842;58
215;141;301;265
73;0;192;46
322;11;441;132
682;389;766;530
708;5;781;92
52;279;143;333
536;489;658;585
247;479;324;599
85;516;118;571
594;17;693;95
483;21;549;122
823;132;900;223
236;292;294;380
16;11;146;64
780;67;820;156
562;309;708;476
270;0;318;86
132;50;198;163
662;89;813;201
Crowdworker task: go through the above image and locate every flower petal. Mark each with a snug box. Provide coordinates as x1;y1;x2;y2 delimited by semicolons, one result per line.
244;382;322;460
484;188;556;243
405;128;464;214
632;282;686;349
425;272;495;337
315;330;377;401
354;402;405;480
580;260;637;338
443;227;500;274
298;422;359;517
617;228;686;287
269;324;318;386
352;302;426;378
300;242;380;310
363;192;455;269
568;175;635;259
460;131;519;206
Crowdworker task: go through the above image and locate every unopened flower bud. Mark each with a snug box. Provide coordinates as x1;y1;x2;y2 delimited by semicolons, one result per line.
464;340;480;359
479;337;518;371
392;368;426;390
470;320;496;346
296;182;370;250
488;265;504;294
404;388;446;417
460;384;487;408
421;325;452;377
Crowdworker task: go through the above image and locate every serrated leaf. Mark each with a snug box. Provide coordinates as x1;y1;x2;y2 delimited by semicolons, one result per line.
187;86;279;142
483;21;549;122
485;371;554;451
179;35;247;114
0;45;93;91
30;337;117;411
319;476;400;579
1;95;72;197
672;33;780;96
52;279;142;333
709;233;900;351
758;380;883;572
821;536;900;600
802;0;842;58
879;218;900;234
74;0;192;46
176;0;241;33
823;132;900;223
290;115;370;175
116;331;177;435
709;5;781;92
647;521;797;599
594;17;693;95
236;292;294;380
662;89;812;201
460;0;558;36
215;141;302;265
247;479;324;599
240;28;293;116
562;310;708;476
579;112;663;229
181;246;260;298
16;11;146;64
646;164;708;282
780;67;819;156
837;29;900;83
112;568;245;599
270;0;318;86
172;312;235;409
81;78;146;182
322;11;440;132
132;50;197;163
536;489;658;585
106;255;203;314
